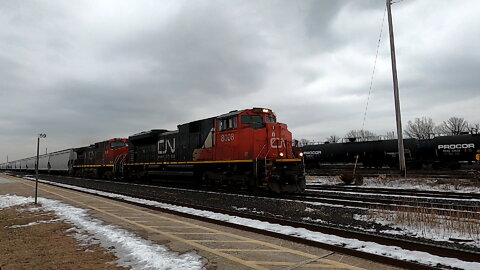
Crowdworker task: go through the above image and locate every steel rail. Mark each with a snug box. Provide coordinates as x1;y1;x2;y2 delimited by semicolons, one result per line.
282;193;479;217
306;185;480;200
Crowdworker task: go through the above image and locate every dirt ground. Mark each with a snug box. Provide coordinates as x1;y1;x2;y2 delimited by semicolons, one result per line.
0;203;129;270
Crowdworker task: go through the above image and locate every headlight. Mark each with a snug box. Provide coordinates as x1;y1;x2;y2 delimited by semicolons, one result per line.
279;152;284;157
299;152;304;157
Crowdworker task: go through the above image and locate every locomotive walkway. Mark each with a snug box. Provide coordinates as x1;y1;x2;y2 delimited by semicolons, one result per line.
0;174;399;270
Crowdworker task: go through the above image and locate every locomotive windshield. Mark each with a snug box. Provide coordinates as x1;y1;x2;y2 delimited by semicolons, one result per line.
111;142;127;149
241;115;263;125
266;116;276;123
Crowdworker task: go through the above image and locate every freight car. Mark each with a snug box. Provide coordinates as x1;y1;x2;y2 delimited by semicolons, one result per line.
302;134;480;169
0;149;76;173
1;108;305;193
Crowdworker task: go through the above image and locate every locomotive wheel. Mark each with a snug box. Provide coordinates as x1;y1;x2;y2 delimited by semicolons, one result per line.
267;180;282;194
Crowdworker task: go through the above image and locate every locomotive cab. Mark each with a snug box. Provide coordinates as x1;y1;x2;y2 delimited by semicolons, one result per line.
73;138;128;179
213;108;305;193
214;108;297;160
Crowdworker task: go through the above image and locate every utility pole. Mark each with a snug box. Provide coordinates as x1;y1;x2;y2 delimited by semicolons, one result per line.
386;0;406;176
35;133;46;204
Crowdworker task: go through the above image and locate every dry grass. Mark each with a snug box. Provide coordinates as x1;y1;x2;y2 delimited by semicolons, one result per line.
365;175;480;191
367;205;480;243
0;203;129;270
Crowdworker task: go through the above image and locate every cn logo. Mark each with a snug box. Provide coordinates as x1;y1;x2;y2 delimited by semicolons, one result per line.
271;138;286;149
158;138;176;154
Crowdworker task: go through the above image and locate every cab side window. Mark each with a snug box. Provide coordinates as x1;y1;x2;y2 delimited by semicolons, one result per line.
218;116;238;131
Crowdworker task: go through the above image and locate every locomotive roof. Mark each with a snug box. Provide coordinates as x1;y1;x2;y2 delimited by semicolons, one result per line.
217;108;273;119
129;129;176;141
217;109;243;118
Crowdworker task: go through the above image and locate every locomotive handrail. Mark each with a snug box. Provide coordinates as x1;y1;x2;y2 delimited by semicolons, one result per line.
255;143;268;179
113;153;127;176
264;144;272;176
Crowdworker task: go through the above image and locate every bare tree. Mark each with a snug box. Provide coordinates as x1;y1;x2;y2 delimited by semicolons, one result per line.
325;135;339;143
437;117;469;135
469;123;480;134
385;131;396;140
404;117;435;139
344;129;377;142
297;138;311;147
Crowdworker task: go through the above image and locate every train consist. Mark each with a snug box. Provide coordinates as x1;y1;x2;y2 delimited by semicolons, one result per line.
0;108;306;193
302;134;480;169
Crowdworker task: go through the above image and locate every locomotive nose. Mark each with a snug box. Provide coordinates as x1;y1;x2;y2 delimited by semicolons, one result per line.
266;123;292;159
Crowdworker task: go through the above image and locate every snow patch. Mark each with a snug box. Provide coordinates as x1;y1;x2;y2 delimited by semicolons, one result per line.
0;194;205;270
7;218;61;228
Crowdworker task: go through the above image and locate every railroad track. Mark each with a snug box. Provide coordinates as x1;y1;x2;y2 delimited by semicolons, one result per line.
303;185;480;211
307;165;480;179
12;172;480;270
282;193;479;218
307;184;480;199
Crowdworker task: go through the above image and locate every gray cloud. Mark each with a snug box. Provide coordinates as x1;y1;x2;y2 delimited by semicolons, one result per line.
109;1;269;97
0;0;479;160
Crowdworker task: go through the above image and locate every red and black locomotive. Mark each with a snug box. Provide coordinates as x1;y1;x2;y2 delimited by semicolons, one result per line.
124;108;305;193
63;108;305;193
73;138;128;178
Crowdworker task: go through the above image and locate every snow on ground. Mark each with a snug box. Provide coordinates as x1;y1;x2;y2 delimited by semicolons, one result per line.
354;212;480;249
21;177;480;270
0;194;205;270
307;176;480;249
307;175;480;193
7;218;61;229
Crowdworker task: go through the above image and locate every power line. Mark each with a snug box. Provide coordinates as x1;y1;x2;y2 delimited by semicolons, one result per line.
361;5;387;131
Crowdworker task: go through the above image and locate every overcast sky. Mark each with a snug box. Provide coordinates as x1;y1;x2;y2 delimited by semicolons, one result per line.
1;0;479;161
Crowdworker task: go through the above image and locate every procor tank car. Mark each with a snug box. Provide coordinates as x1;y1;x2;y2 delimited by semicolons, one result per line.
302;134;480;169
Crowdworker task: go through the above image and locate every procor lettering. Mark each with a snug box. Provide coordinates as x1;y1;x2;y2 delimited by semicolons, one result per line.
158;138;176;154
438;143;475;150
303;150;322;156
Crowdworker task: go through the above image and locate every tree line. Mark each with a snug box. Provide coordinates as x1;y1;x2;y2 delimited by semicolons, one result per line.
297;116;479;146
404;116;478;139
